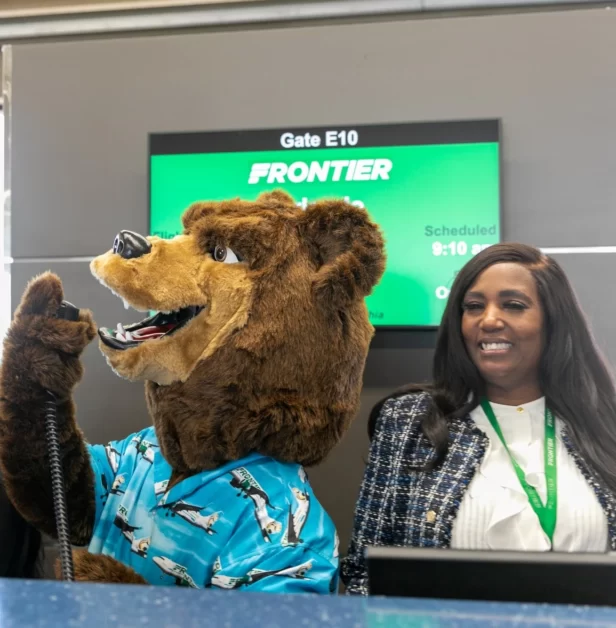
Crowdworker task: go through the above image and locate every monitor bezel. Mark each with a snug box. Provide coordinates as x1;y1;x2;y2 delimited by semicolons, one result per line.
365;546;616;606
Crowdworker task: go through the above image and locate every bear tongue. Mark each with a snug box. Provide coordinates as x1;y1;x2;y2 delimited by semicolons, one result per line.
115;322;177;343
132;323;177;340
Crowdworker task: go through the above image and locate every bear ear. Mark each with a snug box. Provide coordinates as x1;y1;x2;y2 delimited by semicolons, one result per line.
256;189;297;208
298;199;386;309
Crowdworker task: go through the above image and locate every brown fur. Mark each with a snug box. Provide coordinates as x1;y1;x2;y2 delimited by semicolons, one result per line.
55;549;147;584
0;190;385;583
0;273;97;544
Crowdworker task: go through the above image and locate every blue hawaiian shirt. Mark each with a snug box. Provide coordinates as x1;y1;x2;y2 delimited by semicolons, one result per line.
87;427;339;593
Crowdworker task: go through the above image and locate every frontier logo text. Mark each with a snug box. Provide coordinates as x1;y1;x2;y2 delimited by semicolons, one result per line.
248;159;392;184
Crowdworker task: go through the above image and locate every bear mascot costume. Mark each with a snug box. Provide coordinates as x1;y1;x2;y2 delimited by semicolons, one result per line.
0;190;385;592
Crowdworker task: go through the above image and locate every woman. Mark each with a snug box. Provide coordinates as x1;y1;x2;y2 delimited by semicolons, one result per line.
342;243;616;595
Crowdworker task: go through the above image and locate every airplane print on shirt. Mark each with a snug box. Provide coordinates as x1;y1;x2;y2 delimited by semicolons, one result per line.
154;479;169;497
110;473;126;495
282;487;310;547
229;468;282;542
100;474;109;502
114;505;151;558
131;435;158;464
161;500;221;535
105;444;121;473
153;556;199;588
211;559;314;590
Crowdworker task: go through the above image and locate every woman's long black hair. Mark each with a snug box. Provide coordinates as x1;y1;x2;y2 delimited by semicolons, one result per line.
368;242;616;492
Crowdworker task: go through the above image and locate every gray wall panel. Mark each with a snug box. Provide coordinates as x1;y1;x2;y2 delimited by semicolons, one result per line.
363;346;433;388
549;253;616;367
9;8;616;258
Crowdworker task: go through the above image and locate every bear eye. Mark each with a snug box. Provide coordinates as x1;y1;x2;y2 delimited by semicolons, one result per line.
211;244;242;264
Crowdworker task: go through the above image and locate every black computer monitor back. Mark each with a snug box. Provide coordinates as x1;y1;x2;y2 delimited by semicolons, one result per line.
366;547;616;606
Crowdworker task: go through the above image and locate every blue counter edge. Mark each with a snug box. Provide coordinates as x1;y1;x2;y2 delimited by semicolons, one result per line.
0;578;615;627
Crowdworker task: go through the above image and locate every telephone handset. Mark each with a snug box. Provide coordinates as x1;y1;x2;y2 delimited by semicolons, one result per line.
46;299;80;581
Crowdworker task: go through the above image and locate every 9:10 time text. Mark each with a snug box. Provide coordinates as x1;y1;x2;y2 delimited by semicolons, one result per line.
432;241;493;257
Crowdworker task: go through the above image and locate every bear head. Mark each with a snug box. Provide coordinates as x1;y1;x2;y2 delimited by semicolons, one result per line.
90;191;385;472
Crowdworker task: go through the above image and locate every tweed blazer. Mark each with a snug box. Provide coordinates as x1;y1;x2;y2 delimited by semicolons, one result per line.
341;392;616;596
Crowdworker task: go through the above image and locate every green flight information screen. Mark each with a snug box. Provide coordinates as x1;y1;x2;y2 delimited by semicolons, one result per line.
149;120;500;328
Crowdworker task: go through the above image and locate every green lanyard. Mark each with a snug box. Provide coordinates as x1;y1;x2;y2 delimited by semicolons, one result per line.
479;398;558;543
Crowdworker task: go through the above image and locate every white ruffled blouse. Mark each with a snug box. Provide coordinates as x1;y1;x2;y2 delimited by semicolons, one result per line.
451;397;608;552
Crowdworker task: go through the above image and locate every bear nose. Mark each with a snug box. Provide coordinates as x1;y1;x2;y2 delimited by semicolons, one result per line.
112;230;152;259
